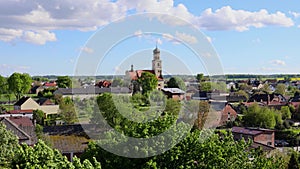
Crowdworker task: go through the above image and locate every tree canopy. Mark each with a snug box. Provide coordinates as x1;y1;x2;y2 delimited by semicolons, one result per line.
167;77;186;91
59;97;77;124
138;72;158;95
7;72;32;100
56;76;72;88
0;122;19;168
12;140;101;169
275;84;286;95
242;103;278;129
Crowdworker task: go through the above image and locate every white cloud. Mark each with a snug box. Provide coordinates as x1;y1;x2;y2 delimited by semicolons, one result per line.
80;46;94;54
0;28;23;42
175;31;198;44
0;64;30;75
134;30;143;38
0;1;295;44
197;6;294;31
270;59;286;66
22;30;56;45
289;11;300;18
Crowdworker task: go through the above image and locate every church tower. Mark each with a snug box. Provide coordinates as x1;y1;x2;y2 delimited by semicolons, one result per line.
152;46;162;78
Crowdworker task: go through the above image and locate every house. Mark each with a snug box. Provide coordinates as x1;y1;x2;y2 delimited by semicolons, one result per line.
232;126;275;147
289;95;300;110
125;46;164;90
219;104;237;126
95;80;111;88
185;86;198;100
30;85;44;94
161;88;185;100
248;92;288;110
14;97;59;116
53;87;132;100
191;91;209;100
226;93;248;103
43;81;57;89
43;124;109;161
0;116;37;145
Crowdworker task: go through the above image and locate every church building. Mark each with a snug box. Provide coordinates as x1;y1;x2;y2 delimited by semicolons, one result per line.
125;46;164;90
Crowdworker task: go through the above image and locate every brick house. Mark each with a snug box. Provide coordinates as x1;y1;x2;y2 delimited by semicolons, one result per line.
232;126;275;147
219;104;237;126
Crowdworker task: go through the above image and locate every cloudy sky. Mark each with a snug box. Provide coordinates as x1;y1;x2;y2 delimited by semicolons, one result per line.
1;0;300;76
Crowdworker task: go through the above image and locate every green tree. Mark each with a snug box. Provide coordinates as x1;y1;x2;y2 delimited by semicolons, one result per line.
0;75;8;98
59;97;77;124
56;76;72;88
243;103;276;129
239;83;252;91
275;84;286;95
0;122;19;168
7;72;32;100
281;106;292;120
194;101;210;129
236;90;249;101
196;73;204;82
111;78;124;87
138;72;158;95
211;81;226;91
33;109;45;125
81;130;285;169
288;152;299;169
12;140;101;169
200;81;211;92
167;77;186;91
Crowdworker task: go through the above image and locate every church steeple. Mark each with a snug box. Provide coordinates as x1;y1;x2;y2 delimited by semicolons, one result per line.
152;46;162;78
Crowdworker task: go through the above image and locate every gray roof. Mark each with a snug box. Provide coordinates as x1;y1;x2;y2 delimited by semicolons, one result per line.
162;88;185;94
54;87;131;95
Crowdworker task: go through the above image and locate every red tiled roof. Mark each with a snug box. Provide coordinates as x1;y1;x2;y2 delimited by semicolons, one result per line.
44;82;57;87
7;109;33;114
128;70;163;81
8;117;34;127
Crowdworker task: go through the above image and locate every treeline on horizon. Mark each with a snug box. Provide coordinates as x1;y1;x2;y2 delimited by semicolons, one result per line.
30;74;300;80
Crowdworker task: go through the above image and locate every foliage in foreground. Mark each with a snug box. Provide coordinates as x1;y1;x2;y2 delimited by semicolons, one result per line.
81;130;285;169
12;140;101;169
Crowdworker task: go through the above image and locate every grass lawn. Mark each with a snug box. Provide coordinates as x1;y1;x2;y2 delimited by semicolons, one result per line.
2;104;14;111
0;93;38;102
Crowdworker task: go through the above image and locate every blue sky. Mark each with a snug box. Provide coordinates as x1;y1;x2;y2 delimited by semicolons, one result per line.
1;0;300;76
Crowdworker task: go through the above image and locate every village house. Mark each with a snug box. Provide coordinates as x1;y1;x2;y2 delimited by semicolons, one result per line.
43;124;109;161
14;97;59;116
0;116;37;145
161;88;185;100
232;126;275;148
247;92;288;110
219;104;237;126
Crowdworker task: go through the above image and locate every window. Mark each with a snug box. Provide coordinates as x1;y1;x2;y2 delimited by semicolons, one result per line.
267;142;272;146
